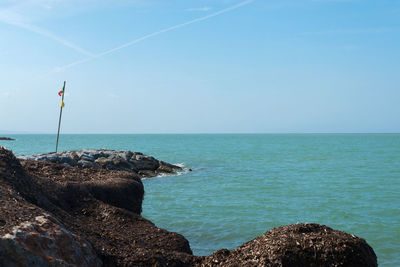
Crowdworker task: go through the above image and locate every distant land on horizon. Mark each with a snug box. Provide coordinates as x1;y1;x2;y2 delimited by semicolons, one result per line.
0;130;43;135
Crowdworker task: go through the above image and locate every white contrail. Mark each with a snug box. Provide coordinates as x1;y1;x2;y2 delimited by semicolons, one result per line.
0;2;94;57
10;21;95;57
53;0;254;73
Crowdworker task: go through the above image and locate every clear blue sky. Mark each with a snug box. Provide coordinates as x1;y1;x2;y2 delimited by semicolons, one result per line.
0;0;399;133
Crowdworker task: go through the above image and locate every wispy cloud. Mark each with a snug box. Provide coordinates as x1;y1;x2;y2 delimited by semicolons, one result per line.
0;1;94;57
186;7;212;12
51;0;255;73
296;27;393;36
5;20;95;57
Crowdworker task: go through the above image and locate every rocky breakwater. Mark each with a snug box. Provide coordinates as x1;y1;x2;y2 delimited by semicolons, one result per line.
1;147;193;266
18;149;183;178
1;147;378;266
0;137;15;140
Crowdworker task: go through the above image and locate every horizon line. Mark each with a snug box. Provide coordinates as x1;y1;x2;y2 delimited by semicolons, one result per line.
2;132;400;135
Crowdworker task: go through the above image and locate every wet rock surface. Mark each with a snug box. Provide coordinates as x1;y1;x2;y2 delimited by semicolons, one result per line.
18;149;182;178
1;147;378;266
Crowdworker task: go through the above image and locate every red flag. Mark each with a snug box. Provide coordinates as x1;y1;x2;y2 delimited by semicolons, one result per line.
58;89;63;96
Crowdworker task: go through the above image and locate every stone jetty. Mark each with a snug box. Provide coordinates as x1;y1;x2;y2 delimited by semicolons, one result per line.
0;137;14;141
17;149;182;178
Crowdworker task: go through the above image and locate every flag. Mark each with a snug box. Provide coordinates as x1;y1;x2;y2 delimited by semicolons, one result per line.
58;84;65;107
58;83;65;96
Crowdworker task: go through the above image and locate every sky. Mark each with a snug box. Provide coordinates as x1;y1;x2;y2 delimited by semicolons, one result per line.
0;0;399;134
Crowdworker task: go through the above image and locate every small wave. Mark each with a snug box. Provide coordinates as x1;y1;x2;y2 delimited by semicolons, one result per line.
175;168;190;176
171;163;192;177
154;173;169;178
174;163;186;168
143;164;191;179
174;163;208;172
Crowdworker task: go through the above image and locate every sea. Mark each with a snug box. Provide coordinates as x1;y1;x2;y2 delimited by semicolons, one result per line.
1;134;399;266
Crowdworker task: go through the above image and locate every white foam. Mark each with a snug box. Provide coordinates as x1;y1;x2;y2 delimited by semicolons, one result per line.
142;163;191;180
174;163;186;168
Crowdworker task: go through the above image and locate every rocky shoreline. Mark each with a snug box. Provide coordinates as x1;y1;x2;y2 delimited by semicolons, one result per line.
0;137;15;141
0;147;378;266
18;149;184;178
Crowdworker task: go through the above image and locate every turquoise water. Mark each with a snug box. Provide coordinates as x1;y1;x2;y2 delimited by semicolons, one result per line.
1;134;399;266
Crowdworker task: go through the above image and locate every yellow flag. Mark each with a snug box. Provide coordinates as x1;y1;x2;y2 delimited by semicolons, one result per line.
61;101;65;108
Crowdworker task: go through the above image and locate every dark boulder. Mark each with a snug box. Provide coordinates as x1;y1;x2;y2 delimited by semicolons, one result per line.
20;159;194;266
130;157;160;171
157;161;178;173
201;223;377;267
21;159;144;215
0;137;14;140
138;170;158;178
0;215;101;267
0;147;102;266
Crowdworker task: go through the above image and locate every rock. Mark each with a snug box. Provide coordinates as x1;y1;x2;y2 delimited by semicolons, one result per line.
81;153;95;162
118;151;133;161
0;148;102;266
0;137;14;141
17;149;183;178
84;175;144;214
58;155;75;166
20;158;144;216
201;223;377;267
1;147;195;266
157;161;180;173
19;161;193;266
157;164;174;173
111;158;136;171
138;170;157;178
135;154;144;160
95;158;135;172
77;160;93;168
0;215;102;267
70;152;80;161
93;151;106;159
130;157;160;171
94;157;113;167
46;154;58;163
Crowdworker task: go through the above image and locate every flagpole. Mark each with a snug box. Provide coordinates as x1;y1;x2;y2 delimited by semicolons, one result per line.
56;81;66;153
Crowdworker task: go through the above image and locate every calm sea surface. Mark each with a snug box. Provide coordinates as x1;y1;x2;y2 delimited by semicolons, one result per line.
1;134;399;266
